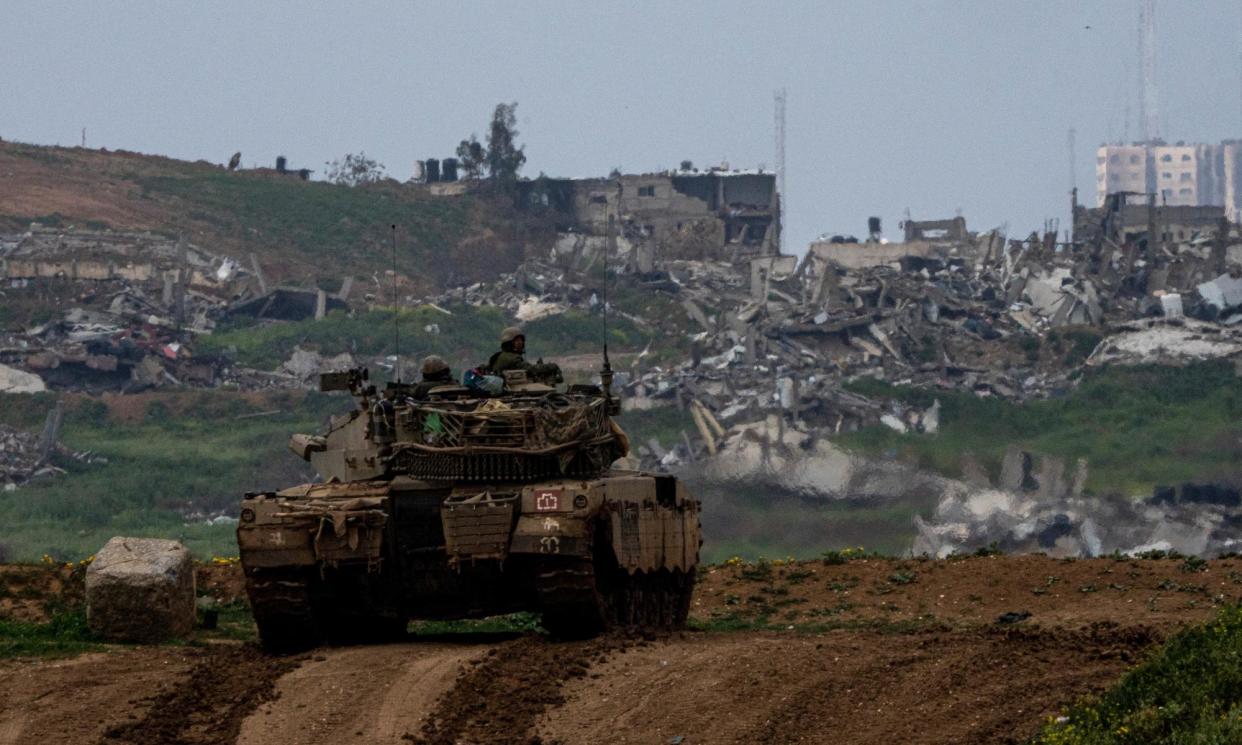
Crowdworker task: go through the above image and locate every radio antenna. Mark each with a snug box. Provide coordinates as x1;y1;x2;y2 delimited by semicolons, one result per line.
600;181;619;400
390;224;401;383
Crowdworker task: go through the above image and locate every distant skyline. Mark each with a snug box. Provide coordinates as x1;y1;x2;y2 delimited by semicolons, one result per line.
3;1;1240;252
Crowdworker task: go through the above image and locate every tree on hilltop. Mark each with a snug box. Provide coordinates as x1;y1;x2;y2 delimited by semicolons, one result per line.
325;152;385;187
456;135;485;181
485;102;525;189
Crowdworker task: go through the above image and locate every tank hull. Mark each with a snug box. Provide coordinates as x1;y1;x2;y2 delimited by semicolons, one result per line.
238;470;700;650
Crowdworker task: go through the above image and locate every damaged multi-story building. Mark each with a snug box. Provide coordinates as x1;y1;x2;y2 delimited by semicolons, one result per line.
1096;140;1242;222
517;167;780;271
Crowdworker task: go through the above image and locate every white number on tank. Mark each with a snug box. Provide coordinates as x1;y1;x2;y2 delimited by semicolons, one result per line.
539;536;561;554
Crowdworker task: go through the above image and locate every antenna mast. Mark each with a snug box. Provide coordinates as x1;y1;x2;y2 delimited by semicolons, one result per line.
390;224;401;383
1067;127;1077;194
774;87;787;254
599;180;619;407
1138;0;1159;142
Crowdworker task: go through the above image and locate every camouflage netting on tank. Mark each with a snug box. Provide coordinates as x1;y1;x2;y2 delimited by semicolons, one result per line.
528;396;610;449
406;395;611;452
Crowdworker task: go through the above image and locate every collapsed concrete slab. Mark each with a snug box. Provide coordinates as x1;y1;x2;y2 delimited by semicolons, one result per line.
0;363;45;394
85;537;195;642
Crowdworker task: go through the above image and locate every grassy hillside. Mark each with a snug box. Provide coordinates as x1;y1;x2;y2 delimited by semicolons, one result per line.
199;305;647;375
0;140;528;290
0;390;694;563
0;391;336;561
837;361;1242;496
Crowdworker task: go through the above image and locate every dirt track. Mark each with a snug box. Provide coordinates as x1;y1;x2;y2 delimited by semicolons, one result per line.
1;555;1236;745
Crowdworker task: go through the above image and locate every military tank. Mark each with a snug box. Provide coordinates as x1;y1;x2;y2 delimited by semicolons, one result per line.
237;363;700;652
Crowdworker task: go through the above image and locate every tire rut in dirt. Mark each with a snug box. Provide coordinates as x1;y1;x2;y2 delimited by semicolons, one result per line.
97;644;301;745
406;635;619;745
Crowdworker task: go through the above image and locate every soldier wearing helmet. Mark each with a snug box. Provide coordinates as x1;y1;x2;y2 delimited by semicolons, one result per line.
412;354;454;398
487;326;532;374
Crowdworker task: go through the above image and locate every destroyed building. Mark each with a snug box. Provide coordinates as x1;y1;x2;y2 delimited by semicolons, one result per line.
0;224;352;392
517;168;780;270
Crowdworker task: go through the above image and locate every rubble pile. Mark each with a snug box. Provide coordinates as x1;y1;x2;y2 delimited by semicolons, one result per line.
912;448;1242;558
1;225;353;392
0;423;104;488
400;211;1242;475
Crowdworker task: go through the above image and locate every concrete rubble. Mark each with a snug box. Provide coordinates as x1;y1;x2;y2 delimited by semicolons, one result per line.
422;211;1241;475
0;224;352;392
0;405;105;489
85;536;196;642
912;449;1242;558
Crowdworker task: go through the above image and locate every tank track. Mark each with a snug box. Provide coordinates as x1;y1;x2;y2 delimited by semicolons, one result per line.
245;568;322;654
247;568;408;652
536;558;696;638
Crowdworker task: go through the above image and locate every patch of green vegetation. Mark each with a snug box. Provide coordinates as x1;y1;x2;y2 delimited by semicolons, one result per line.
838;361;1242;495
197;305;649;374
135;172;477;282
1033;605;1242;744
688;613;947;635
408;612;543;636
196;601;256;642
0;391;342;561
614;406;696;455
0;611;101;659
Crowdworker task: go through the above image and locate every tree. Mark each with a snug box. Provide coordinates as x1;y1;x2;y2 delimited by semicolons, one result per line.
456;135;486;180
324;152;385;186
485;102;525;188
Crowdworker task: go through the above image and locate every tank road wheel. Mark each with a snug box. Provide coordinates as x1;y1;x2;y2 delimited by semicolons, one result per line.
536;558;608;639
245;568;323;654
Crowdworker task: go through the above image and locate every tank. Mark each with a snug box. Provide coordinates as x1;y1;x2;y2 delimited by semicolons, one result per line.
237;364;701;652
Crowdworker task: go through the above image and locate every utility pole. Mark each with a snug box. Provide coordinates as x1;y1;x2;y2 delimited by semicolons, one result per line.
773;88;787;255
1067;127;1077;195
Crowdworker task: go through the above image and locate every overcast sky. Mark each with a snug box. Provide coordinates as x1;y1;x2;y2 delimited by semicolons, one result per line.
3;1;1240;252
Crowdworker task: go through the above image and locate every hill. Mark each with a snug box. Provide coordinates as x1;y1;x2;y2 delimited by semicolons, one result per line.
0;140;535;292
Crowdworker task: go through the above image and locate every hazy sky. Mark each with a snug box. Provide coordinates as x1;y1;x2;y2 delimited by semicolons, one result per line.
3;1;1240;252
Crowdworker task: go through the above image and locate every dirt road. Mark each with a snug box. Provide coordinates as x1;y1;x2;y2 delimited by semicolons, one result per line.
0;555;1235;745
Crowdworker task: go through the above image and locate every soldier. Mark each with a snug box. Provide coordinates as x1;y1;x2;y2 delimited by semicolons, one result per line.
412;355;454;398
487;327;531;374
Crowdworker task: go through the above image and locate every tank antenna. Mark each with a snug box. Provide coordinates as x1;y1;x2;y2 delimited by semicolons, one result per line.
599;181;619;400
391;223;401;383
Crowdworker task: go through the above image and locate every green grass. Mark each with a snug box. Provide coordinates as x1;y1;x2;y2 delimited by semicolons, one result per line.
408;612;543;636
614;406;696;454
1033;605;1242;744
135;171;482;284
0;391;341;561
688;613;948;635
0;611;101;659
198;305;650;375
837;361;1242;496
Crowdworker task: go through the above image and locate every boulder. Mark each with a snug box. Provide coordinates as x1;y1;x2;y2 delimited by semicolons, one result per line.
85;537;195;642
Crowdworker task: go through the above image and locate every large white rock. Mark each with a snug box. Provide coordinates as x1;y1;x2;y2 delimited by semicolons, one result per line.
85;537;195;642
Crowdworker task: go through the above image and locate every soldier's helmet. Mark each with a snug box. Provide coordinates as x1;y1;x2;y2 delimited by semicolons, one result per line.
421;355;449;377
500;326;524;344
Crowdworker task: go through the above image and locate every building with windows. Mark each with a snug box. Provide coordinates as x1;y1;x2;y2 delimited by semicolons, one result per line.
1097;141;1242;221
